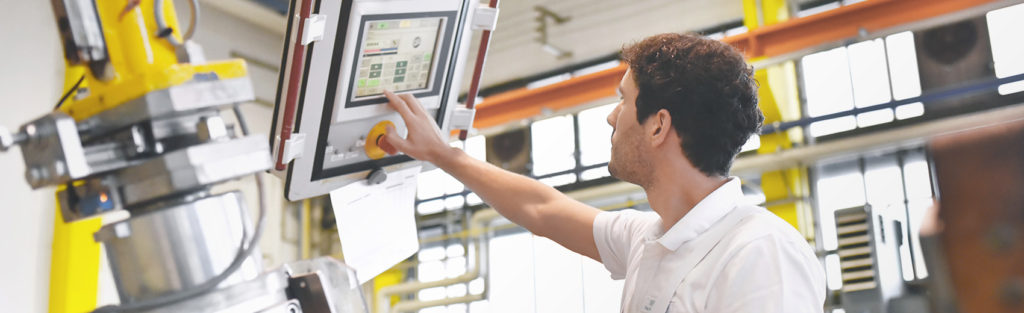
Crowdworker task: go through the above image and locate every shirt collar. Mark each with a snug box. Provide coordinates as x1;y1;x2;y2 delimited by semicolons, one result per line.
652;177;743;251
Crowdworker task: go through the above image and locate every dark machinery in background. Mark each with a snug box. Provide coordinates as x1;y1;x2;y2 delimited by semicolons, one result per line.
826;117;1024;313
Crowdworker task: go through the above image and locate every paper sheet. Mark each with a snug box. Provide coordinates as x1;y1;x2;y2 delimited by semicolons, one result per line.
330;166;421;284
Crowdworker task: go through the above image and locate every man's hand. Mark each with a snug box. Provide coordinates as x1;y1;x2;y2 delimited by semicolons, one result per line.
379;90;456;164
379;90;603;262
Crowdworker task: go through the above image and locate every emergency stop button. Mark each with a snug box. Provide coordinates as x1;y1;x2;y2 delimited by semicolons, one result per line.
364;120;394;160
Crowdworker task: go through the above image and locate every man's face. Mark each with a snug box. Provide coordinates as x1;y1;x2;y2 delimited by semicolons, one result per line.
606;69;652;185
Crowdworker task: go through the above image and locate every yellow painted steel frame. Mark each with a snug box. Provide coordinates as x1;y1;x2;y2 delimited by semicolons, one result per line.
58;0;249;121
49;185;103;313
744;0;815;240
49;1;250;311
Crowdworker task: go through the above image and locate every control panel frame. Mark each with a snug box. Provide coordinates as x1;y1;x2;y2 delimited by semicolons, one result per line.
270;0;475;201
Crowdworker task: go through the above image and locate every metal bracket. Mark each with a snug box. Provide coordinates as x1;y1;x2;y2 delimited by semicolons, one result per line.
302;14;327;45
449;107;476;132
282;133;307;164
472;7;499;31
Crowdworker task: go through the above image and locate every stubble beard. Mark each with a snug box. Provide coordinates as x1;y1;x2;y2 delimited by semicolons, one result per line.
608;136;653;187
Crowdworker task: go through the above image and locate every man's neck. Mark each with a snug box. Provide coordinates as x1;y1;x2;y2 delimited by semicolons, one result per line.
645;172;729;232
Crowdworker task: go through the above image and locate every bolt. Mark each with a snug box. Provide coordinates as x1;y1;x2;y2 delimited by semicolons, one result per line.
26;166;44;186
24;124;36;137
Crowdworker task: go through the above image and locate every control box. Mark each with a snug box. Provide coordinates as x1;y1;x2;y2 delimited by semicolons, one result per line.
271;0;480;201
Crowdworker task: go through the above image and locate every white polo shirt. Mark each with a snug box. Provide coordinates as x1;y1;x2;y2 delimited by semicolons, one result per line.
593;178;826;313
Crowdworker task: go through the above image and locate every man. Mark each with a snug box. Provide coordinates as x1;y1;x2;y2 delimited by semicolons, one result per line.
379;33;825;312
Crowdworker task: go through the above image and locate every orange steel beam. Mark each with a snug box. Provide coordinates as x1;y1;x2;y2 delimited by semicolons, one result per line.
475;64;625;129
474;0;1002;130
724;0;998;58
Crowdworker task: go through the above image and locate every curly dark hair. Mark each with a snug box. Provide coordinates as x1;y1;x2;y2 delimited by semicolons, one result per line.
621;33;763;177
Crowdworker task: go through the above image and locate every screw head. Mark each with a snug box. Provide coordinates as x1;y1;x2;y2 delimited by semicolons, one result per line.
25;166;44;186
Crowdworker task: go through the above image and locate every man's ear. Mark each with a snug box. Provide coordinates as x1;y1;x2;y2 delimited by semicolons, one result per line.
649;109;672;146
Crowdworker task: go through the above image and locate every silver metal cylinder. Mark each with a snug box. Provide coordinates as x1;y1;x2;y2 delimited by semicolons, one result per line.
95;191;262;304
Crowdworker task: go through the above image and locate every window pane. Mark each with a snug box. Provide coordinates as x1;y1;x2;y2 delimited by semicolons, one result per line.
466;193;483;206
418;246;446;261
418;169;447;200
581;167;610;181
582;254;624;313
418;199;445;215
418;260;445;282
418;286;446;301
579;104;615;166
987;3;1024;95
903;159;933;199
446;244;465;257
809;116;857;137
539;173;577;187
895;102;924;120
488;233;536;312
465;135;486;161
803;47;855;118
533;236;585;313
848;39;892;108
856;109;894;128
445;257;467;278
885;32;922;101
444;195;465;210
864;164;904;206
531;115;577;176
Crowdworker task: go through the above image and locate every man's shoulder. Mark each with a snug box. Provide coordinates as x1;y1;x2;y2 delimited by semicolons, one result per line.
597;209;660;237
603;208;660;224
722;204;810;250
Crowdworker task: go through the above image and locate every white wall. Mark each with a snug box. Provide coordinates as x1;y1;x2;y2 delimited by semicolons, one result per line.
0;2;292;311
0;1;65;312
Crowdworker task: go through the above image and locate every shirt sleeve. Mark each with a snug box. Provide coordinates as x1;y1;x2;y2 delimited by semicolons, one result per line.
592;209;653;280
704;234;826;313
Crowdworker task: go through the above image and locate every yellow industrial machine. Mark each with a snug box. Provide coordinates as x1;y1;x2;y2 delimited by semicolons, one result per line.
0;1;366;312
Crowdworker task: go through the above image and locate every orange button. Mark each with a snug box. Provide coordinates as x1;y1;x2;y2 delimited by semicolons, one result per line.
364;120;394;160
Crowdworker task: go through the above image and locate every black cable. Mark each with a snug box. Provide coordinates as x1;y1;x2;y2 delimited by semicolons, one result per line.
154;0;199;47
92;111;267;313
55;75;85;110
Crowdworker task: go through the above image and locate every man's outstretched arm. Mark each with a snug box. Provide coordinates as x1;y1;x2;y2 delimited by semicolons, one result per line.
379;91;602;261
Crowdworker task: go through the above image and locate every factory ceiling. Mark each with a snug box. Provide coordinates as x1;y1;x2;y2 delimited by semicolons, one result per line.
214;0;781;91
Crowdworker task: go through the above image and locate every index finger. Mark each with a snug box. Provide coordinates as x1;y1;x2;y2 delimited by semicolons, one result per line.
398;93;430;118
383;90;415;120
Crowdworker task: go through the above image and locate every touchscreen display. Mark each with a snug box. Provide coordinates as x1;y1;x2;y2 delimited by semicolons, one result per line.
353;17;443;99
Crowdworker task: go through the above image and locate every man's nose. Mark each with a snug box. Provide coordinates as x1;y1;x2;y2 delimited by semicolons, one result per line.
606;106;618;126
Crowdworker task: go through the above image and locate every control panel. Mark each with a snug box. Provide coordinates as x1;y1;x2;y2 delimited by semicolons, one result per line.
270;0;482;201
